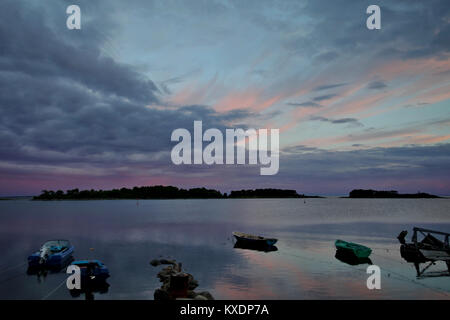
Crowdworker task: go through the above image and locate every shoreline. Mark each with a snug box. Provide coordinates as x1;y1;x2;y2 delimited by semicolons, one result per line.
27;196;450;201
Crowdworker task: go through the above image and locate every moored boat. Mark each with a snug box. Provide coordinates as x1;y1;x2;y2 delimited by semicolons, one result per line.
335;239;372;258
28;240;74;269
232;231;278;246
71;260;110;281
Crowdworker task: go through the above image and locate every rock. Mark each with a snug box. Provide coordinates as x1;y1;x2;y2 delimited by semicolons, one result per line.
150;258;178;267
188;281;198;290
188;276;199;290
150;259;161;267
154;288;170;300
160;259;177;266
152;258;214;300
157;266;176;283
169;272;189;297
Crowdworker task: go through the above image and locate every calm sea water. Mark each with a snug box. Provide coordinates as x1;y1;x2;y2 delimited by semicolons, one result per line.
0;198;449;300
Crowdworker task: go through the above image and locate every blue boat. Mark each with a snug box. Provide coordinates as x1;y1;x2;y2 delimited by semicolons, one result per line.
233;231;278;246
28;240;74;269
71;260;110;281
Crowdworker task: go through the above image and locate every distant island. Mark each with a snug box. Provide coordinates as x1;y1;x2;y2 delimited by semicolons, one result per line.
229;189;322;199
347;189;440;198
30;187;442;200
33;186;320;200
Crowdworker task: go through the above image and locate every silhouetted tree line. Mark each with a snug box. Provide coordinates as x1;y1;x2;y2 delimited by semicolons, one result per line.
33;186;310;200
229;188;315;198
349;189;439;198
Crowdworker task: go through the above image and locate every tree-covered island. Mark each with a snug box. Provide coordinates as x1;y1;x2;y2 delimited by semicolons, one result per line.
33;186;320;200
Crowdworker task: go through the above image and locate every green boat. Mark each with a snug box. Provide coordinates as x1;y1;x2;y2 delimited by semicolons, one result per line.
335;239;372;258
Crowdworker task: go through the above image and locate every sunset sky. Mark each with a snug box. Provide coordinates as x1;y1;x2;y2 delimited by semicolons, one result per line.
1;0;449;195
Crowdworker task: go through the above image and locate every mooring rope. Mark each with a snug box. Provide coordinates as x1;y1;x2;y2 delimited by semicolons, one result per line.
378;264;450;297
370;250;407;265
0;261;27;276
41;277;67;300
0;261;28;285
282;245;450;297
0;272;26;285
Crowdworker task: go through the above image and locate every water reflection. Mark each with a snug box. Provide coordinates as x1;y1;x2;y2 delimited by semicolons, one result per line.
69;279;110;300
334;249;372;266
26;259;72;284
1;199;450;299
234;242;278;252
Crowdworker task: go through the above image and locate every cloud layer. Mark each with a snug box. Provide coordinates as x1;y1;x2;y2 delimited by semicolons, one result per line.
0;0;449;195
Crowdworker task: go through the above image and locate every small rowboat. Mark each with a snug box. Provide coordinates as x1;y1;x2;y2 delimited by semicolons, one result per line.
335;239;372;258
233;232;278;246
70;260;110;281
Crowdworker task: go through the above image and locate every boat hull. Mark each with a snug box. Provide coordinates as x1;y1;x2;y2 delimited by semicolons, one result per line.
400;244;427;263
233;232;277;246
28;246;75;269
335;240;372;258
335;249;372;265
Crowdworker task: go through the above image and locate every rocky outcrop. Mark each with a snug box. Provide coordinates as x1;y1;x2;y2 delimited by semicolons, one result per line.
150;258;214;300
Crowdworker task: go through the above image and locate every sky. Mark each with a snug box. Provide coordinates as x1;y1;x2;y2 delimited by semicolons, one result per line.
0;0;449;196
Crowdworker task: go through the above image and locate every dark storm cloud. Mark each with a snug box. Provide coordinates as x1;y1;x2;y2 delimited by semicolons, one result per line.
1;0;449;196
283;0;450;61
0;0;250;170
274;143;450;194
181;143;450;195
0;0;159;104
